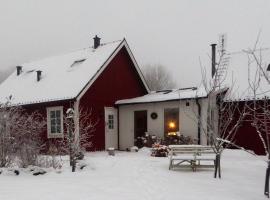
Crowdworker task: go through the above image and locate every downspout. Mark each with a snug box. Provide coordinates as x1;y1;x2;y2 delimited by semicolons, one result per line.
195;98;201;145
117;105;120;150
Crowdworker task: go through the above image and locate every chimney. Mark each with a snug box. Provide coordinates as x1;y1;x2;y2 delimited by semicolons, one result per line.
16;66;22;76
36;70;42;81
211;44;217;77
93;35;101;49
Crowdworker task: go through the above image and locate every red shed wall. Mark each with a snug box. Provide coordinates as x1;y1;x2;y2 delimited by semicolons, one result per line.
227;100;269;155
79;47;148;151
23;99;75;152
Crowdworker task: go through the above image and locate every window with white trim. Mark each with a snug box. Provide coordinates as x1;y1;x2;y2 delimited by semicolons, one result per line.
47;106;63;138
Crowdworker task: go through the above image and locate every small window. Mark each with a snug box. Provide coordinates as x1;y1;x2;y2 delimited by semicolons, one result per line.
108;114;114;129
47;106;63;138
186;102;190;106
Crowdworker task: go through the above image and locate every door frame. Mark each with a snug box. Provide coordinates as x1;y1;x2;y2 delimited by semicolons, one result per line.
134;110;148;139
104;107;118;149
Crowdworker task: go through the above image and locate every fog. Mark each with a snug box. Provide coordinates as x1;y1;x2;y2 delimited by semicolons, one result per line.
0;0;269;87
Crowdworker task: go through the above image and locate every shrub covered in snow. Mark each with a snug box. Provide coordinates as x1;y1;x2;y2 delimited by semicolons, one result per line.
135;133;162;148
129;146;139;152
151;143;169;157
164;134;195;145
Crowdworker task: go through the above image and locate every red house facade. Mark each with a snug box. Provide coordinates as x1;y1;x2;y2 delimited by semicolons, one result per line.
0;37;149;151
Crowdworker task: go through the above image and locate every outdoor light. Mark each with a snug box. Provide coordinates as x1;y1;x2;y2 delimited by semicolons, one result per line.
169;122;176;129
66;108;74;119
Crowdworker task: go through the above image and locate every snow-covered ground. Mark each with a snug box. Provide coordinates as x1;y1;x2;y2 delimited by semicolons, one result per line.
0;149;267;200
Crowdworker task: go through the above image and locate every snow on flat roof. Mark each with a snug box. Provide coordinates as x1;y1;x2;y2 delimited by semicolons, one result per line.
222;48;270;101
0;40;122;105
116;87;207;105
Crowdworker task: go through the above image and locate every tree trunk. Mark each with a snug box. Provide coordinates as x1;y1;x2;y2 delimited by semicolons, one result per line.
264;161;270;197
214;153;221;178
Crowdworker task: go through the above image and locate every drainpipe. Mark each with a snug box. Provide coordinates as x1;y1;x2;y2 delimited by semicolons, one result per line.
117;106;120;150
195;98;201;144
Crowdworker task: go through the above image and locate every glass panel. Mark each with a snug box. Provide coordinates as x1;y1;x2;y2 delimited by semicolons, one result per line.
164;108;179;136
56;118;61;126
51;126;56;133
56;125;61;133
50;110;55;118
51;119;56;126
56;110;61;118
108;114;114;130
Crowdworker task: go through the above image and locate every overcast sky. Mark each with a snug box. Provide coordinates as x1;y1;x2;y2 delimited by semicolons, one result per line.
0;0;269;87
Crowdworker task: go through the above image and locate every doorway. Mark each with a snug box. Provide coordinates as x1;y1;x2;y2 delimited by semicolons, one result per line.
104;107;118;149
134;110;147;140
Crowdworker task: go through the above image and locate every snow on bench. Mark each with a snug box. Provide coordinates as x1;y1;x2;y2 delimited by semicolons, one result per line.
168;145;216;171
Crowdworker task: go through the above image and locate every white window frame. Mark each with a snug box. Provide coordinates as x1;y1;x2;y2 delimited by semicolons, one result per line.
47;106;64;138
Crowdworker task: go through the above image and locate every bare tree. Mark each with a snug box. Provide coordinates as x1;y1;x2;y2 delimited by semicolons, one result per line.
0;101;46;168
142;64;176;91
49;107;97;172
243;37;270;197
197;43;249;178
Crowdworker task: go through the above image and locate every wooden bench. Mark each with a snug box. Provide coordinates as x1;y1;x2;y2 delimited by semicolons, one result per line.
169;145;216;171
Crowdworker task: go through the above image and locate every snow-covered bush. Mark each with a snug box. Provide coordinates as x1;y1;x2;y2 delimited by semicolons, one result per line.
129;146;139;152
164;134;195;145
135;133;161;148
0;102;46;168
151;143;169;157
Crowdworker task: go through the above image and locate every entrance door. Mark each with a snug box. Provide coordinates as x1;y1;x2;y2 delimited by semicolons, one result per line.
104;107;118;149
134;110;147;140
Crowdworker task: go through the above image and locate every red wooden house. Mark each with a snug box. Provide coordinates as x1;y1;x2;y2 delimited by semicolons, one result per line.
0;36;149;151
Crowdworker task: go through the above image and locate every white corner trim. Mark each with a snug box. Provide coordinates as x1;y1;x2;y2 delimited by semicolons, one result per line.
46;106;64;139
76;39;150;101
73;100;80;144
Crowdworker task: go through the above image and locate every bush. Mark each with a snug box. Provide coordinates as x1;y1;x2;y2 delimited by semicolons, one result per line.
151;143;169;157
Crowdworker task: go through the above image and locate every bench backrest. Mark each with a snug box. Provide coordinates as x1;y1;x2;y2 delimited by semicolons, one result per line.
169;145;215;156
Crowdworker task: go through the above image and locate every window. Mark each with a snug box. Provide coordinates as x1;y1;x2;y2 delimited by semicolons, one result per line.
108;114;114;129
186;102;190;106
164;108;179;136
47;106;63;138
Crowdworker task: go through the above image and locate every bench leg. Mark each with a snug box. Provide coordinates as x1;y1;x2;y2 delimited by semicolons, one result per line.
169;160;173;170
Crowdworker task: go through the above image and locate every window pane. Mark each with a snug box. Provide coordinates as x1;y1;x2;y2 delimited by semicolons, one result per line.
50;111;55;118
56;110;61;118
51;119;56;126
164;108;179;136
51;126;56;133
56;118;61;126
56;125;61;133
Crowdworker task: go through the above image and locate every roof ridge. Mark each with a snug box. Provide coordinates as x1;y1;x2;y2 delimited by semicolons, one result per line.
21;39;123;66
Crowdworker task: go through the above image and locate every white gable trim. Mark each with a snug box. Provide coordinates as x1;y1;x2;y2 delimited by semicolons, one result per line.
76;39;150;101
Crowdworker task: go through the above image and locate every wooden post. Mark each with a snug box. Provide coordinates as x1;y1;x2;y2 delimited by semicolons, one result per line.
264;161;270;197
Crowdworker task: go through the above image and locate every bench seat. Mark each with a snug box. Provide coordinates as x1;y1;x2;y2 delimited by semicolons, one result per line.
169;145;217;171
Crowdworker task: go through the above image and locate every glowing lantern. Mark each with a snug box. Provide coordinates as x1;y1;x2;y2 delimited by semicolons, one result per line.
169;122;176;129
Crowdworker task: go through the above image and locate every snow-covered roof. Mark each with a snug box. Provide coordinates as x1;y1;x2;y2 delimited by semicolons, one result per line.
116;87;207;105
221;48;270;101
0;39;149;105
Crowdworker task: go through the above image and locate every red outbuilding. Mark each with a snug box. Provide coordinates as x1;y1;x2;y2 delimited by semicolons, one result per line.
0;36;149;151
